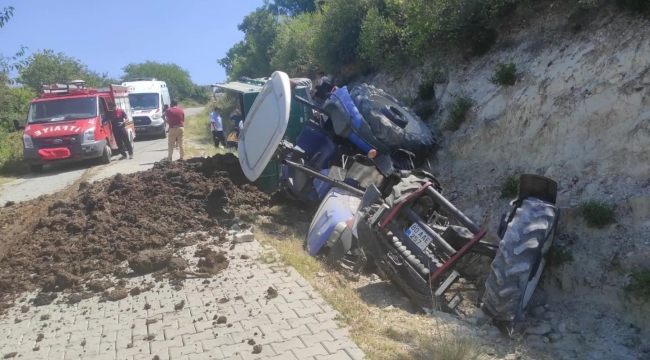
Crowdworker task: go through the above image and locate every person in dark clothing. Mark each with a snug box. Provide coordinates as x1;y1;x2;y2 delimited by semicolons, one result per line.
230;108;243;135
313;71;334;102
112;109;133;160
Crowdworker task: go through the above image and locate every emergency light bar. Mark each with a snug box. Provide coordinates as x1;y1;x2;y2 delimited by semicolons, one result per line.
95;85;129;98
42;81;87;94
125;77;157;82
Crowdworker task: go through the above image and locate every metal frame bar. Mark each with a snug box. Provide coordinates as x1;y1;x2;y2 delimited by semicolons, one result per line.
424;186;481;235
402;206;457;257
379;182;431;228
430;228;488;281
282;159;365;197
435;270;460;296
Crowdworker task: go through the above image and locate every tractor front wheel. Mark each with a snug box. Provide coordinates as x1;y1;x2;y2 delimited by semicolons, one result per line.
481;198;558;330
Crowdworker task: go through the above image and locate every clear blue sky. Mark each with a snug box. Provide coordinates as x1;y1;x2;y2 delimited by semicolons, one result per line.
2;0;265;85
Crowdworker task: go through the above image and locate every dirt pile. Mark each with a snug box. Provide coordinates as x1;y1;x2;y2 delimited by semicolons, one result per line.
0;153;271;315
128;249;174;274
194;245;229;275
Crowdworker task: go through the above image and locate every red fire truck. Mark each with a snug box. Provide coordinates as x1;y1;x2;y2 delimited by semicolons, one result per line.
13;80;136;173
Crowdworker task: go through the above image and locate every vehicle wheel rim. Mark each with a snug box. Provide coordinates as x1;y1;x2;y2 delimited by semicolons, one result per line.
369;94;421;134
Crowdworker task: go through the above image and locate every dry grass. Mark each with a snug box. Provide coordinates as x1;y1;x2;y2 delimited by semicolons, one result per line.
254;204;488;360
0;176;16;186
183;142;230;158
185;109;215;149
183;109;236;158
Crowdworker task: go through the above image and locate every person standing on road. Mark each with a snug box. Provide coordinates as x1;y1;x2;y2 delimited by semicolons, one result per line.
210;107;226;148
164;99;185;161
112;108;133;160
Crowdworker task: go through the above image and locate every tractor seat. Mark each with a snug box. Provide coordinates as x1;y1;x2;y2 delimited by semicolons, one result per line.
294;126;337;170
281;126;337;201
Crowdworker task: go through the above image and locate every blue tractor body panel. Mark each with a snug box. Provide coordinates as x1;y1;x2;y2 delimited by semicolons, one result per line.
306;187;361;256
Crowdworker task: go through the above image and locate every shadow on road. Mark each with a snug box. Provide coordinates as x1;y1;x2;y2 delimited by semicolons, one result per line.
8;138;165;181
10;161;97;181
134;135;166;142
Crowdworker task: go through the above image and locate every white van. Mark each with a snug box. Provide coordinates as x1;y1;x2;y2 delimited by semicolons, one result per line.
122;78;171;138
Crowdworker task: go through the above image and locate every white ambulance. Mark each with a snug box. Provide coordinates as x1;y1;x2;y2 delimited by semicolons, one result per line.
122;78;171;138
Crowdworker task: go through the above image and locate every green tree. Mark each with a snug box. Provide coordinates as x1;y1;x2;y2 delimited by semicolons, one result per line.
17;50;116;91
0;5;32;123
270;12;318;76
358;5;405;71
217;5;279;80
311;0;371;72
122;61;195;101
0;5;31;173
269;0;319;15
0;6;13;27
0;85;34;131
1;6;28;83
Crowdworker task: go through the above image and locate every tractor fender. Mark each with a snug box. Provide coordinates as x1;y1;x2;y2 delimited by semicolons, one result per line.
498;174;559;239
305;187;361;257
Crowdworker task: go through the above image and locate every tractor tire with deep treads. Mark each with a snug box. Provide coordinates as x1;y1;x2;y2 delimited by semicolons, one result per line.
356;215;443;310
385;170;441;208
481;198;558;326
355;171;446;310
350;84;436;160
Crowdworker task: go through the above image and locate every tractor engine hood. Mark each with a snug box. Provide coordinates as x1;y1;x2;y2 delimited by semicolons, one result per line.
237;71;291;181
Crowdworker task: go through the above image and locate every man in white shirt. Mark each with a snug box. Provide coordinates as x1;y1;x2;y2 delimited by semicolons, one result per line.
317;71;331;86
210;106;226;148
314;71;334;103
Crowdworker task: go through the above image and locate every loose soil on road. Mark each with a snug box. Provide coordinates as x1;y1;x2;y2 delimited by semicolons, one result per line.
0;153;277;315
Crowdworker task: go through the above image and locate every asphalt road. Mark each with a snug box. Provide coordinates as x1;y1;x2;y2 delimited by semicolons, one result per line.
0;107;204;205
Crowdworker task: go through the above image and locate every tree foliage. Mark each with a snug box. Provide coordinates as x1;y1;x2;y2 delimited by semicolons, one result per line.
17;50;117;91
122;61;193;99
270;12;318;76
269;0;319;15
122;61;210;103
0;5;29;173
358;5;404;72
218;0;561;79
0;85;33;130
0;6;28;83
217;5;279;80
0;6;14;28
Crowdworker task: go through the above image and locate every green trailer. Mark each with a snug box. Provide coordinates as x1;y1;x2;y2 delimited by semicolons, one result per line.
214;77;314;192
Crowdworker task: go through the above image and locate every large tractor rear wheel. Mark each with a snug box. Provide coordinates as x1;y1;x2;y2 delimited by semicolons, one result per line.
350;84;436;162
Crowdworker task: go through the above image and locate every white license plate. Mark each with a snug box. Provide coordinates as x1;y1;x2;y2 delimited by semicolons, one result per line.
135;127;145;131
405;223;433;250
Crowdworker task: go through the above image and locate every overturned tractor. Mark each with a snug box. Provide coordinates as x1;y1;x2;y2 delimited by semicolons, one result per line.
236;71;560;330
